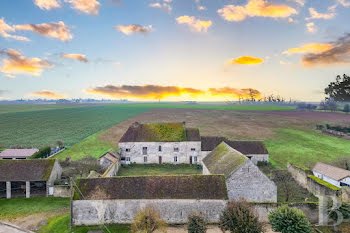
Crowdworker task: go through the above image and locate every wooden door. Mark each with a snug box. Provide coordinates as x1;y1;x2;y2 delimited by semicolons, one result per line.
159;156;162;164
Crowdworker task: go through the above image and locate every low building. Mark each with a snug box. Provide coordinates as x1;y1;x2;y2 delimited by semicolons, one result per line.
118;122;201;164
0;148;39;160
313;162;350;188
0;159;62;199
202;142;277;202
98;151;119;169
201;136;269;165
72;175;228;225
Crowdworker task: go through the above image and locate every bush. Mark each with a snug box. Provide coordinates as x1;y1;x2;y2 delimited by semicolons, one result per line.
187;212;207;233
219;199;265;233
131;206;166;233
344;104;350;114
268;205;312;233
30;146;51;159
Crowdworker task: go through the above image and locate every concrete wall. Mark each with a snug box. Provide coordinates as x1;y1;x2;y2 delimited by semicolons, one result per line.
226;160;277;203
53;185;70;198
246;154;269;165
72;199;227;226
118;141;201;164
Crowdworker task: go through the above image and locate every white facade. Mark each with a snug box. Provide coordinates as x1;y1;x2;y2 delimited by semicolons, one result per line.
313;170;350;188
119;141;201;164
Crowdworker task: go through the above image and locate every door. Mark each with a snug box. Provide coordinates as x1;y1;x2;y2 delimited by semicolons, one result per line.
190;156;193;164
159;156;162;164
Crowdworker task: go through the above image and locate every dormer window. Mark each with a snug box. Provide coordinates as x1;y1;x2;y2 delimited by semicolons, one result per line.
174;147;179;152
126;148;130;152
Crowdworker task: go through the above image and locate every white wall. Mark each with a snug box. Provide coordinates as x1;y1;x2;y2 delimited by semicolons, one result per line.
313;171;341;188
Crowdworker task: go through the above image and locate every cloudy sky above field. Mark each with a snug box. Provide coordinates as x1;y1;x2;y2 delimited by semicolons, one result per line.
0;0;350;101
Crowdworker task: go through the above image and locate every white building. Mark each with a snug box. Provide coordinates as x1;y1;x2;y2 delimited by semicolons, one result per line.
313;162;350;188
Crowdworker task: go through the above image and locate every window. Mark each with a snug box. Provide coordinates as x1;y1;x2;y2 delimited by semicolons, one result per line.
247;156;252;160
174;156;178;162
191;148;196;151
144;156;147;163
125;148;130;152
158;145;162;152
142;147;148;155
126;157;130;162
193;156;198;163
174;147;179;152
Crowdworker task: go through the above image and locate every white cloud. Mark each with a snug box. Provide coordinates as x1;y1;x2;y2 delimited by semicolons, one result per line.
33;0;61;10
65;0;100;15
306;22;317;33
176;15;212;33
0;18;29;41
306;7;335;20
116;24;152;35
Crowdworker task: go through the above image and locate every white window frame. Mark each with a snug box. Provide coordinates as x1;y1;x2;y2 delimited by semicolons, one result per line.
193;156;198;163
126;157;131;164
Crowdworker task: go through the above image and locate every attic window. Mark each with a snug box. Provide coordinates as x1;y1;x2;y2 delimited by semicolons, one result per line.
174;147;179;152
125;148;130;152
142;147;148;155
159;146;162;152
247;156;252;160
191;148;196;151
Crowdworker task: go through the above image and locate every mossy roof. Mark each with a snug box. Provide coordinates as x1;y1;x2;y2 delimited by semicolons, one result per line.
119;122;200;142
0;159;56;181
308;175;341;191
73;175;228;200
202;142;248;177
313;162;350;181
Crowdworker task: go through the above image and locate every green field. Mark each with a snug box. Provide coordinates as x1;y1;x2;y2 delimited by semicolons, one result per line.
117;164;203;176
0;197;69;219
0;104;90;114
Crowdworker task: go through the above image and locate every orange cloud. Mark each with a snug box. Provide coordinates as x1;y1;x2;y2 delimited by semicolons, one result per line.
283;43;333;54
116;24;152;35
61;53;88;63
0;18;29;41
218;0;297;22
15;21;72;42
306;8;335;20
0;49;53;77
226;56;264;65
30;90;67;99
34;0;61;10
65;0;100;15
176;15;212;32
209;87;262;99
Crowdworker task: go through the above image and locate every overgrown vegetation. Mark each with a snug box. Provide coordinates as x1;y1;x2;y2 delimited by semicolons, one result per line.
30;146;51;159
117;163;202;176
309;175;340;191
60;156;104;178
219;199;265;233
269;205;312;233
130;206;166;233
187;212;207;233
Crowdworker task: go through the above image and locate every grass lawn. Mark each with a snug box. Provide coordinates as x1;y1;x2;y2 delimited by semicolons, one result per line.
0;197;69;219
265;128;350;169
117;163;203;176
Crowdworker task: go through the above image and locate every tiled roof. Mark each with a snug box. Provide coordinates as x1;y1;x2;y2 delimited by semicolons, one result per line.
313;162;350;181
98;151;118;163
0;159;56;181
201;136;268;154
0;149;39;158
74;175;228;200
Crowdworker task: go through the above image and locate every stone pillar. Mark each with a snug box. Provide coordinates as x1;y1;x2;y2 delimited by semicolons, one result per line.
318;195;328;226
6;181;11;199
26;181;30;198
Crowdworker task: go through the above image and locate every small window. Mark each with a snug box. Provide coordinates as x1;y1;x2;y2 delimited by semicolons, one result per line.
191;148;196;151
126;157;131;162
125;148;130;152
142;147;148;155
159;145;162;152
247;156;252;160
174;156;178;162
174;147;179;152
144;156;147;163
193;156;198;163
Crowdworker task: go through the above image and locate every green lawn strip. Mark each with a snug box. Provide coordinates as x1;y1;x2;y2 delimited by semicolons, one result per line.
0;104;91;115
55;129;117;160
117;163;203;176
308;175;340;191
39;214;130;233
265;128;350;169
0;197;69;220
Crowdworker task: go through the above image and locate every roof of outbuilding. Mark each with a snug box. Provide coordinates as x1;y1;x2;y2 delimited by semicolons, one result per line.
313;162;350;181
0;159;57;181
202;142;248;177
201;136;268;154
73;175;228;200
0;149;39;158
98;151;118;163
119;122;201;142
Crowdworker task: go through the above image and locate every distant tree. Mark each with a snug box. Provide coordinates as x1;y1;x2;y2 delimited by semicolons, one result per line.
219;199;265;233
325;74;350;102
187;212;207;233
272;170;296;202
131;206;166;233
30;146;51;159
344;104;350;114
56;140;64;149
269;206;312;233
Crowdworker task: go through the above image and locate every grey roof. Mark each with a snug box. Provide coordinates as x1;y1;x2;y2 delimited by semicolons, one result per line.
313;162;350;181
202;142;248;177
0;149;39;159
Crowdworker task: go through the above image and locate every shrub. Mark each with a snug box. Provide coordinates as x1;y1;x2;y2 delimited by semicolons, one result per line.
219;199;265;233
131;206;166;233
187;212;207;233
30;146;51;159
269;205;312;233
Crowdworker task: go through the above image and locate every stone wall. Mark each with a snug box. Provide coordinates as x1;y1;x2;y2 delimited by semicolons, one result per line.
72;199;227;226
226;160;277;202
341;186;350;203
247;154;269;165
53;185;70;198
287;163;310;189
118;141;201;164
102;162;120;177
307;176;339;197
48;160;62;187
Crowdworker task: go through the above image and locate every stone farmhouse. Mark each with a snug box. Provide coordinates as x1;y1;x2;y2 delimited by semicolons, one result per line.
72;175;228;226
0;159;62;199
313;162;350;188
118;122;269;165
203;142;277;202
0;148;39;160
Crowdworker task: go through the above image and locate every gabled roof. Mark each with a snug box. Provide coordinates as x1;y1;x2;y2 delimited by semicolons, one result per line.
0;159;57;181
313;162;350;181
119;122;201;142
201;136;268;154
202;142;248;177
98;151;118;163
0;148;39;159
74;175;228;200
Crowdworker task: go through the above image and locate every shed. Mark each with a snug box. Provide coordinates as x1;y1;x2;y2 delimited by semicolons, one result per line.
0;148;39;160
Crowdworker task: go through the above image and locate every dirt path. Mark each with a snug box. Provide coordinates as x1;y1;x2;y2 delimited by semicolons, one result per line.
0;221;34;233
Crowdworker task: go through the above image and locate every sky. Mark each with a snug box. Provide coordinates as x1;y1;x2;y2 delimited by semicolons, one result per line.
0;0;350;101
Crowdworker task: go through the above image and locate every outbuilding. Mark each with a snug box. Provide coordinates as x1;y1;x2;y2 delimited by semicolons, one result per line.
313;162;350;188
0;148;39;160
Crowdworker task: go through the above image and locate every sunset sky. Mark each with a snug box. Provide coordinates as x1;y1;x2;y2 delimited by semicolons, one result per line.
1;0;350;101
